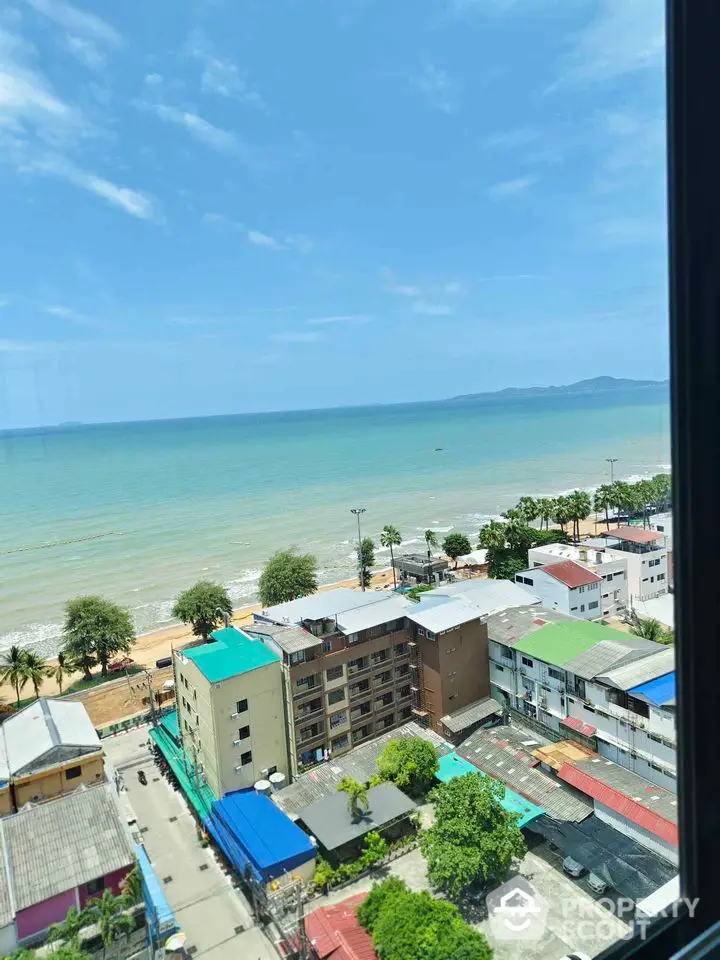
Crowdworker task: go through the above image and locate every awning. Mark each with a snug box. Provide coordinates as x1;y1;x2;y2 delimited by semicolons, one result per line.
561;716;597;738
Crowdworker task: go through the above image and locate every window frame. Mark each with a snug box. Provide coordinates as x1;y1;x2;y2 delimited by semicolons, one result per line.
598;3;720;956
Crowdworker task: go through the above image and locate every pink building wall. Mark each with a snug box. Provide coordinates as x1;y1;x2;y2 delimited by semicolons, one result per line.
16;889;76;941
78;866;132;909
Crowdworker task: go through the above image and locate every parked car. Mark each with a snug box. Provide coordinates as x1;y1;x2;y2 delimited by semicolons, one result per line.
562;855;586;878
587;873;609;895
109;657;135;672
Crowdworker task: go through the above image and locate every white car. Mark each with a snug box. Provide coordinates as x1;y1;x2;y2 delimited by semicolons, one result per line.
587;872;609;895
562;855;586;878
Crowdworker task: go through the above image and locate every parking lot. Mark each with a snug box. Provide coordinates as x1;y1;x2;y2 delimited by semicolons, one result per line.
103;724;278;960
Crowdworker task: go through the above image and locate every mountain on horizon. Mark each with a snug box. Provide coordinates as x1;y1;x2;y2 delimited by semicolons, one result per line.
452;375;669;402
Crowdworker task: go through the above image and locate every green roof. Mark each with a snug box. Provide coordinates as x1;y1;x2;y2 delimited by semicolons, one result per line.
184;627;280;683
512;619;630;666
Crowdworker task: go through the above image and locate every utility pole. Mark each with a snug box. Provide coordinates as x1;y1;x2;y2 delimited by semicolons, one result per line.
296;884;308;960
350;507;366;591
605;457;618;484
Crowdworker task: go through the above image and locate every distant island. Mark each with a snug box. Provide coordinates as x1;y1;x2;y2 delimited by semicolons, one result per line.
452;376;669;402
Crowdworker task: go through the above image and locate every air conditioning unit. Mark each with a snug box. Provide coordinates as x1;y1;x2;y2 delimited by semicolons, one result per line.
233;739;242;746
231;712;239;719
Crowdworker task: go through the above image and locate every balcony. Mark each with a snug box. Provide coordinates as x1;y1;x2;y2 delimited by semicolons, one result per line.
374;694;394;712
350;702;372;723
298;726;324;745
348;660;371;677
295;703;324;723
602;700;650;730
293;678;321;700
370;651;390;668
349;680;371;700
397;687;412;702
395;665;411;680
394;644;410;660
373;671;393;690
352;725;374;744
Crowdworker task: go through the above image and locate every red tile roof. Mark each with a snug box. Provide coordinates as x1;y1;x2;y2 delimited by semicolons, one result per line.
560;716;597;738
557;762;678;846
541;560;602;589
607;526;664;544
305;895;376;960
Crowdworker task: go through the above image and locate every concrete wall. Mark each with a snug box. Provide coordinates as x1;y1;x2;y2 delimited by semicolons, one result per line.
16;888;77;942
78;866;132;909
0;922;17;956
416;618;489;733
175;651;287;797
14;754;105;808
594;802;678;865
0;786;11;817
602;547;668;602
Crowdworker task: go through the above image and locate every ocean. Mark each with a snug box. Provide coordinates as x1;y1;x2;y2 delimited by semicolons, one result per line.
0;387;670;657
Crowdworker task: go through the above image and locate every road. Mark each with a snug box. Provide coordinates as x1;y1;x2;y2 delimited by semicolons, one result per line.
103;724;278;960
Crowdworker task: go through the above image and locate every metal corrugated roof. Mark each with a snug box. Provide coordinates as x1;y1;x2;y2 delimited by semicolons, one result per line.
558;758;678;846
0;826;13;927
184;627;279;682
562;639;661;680
440;696;502;734
606;527;664;544
540;560;603;588
433;579;540;612
455;724;592;823
245;621;322;655
486;606;573;648
598;648;675;690
337;596;410;634
3;784;135;911
1;698;100;777
305;894;375;960
512;620;652;669
406;595;481;633
258;588;386;625
560;716;597;738
628;672;676;707
299;783;416;852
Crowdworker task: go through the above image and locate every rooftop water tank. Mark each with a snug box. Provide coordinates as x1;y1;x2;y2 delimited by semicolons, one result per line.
269;771;286;792
254;779;271;796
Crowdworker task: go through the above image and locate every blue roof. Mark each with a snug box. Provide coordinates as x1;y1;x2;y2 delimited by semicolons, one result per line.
184;628;280;683
436;753;544;828
629;671;676;706
160;710;179;742
206;789;315;882
136;845;176;936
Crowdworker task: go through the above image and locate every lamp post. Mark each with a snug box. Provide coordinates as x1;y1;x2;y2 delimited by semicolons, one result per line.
605;458;618;483
350;508;366;591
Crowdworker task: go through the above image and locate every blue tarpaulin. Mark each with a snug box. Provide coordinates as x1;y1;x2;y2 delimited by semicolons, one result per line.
629;671;675;706
203;789;315;883
136;844;176;943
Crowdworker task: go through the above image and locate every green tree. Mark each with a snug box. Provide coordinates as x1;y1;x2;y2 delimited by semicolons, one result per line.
478;520;570;581
258;548;318;607
380;525;403;589
87;890;135;958
360;536;375;589
631;617;673;644
337;776;369;822
119;866;143;906
172;580;233;642
567;490;592;541
536;497;555;530
48;905;94;945
62;596;135;679
359;831;389;869
0;645;30;705
515;496;538;524
551;495;573;533
24;652;47;699
373;736;439;798
50;651;75;695
424;529;439;559
442;533;472;568
477;521;506;551
419;773;526;899
594;484;614;529
358;878;493;960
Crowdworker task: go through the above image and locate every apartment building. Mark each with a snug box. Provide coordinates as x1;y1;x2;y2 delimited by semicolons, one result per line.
590;527;669;602
251;580;537;771
527;543;629;617
486;606;676;790
515;559;603;619
0;699;104;814
173;627;288;797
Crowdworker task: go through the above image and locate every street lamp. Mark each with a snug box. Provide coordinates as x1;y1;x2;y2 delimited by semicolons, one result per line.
605;458;618;483
350;508;366;591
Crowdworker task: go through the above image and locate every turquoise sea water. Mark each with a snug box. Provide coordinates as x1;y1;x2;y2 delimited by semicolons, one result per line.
0;388;670;656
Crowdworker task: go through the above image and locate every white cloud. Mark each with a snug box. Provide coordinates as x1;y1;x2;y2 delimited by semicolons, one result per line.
271;331;322;343
27;156;157;219
0;28;72;127
411;300;453;316
258;352;280;364
414;62;458;114
144;73;163;86
186;31;265;108
148;104;259;165
0;338;60;353
393;283;421;296
594;216;662;247
444;281;463;295
487;176;537;198
64;35;104;70
247;229;283;250
481;126;540;150
245;228;312;253
22;0;121;46
556;0;664;86
306;315;369;326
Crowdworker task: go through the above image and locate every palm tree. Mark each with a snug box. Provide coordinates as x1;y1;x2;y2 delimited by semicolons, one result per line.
424;529;439;560
50;652;75;695
24;652;48;699
380;525;402;589
119;866;142;906
0;646;30;706
536;498;555;531
594;485;614;529
515;496;538;525
567;490;592;541
551;496;573;534
48;905;93;944
477;520;506;551
337;776;369;822
87;890;135;958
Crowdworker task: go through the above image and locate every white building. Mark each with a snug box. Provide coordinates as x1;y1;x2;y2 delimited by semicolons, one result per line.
588;527;669;603
486;606;677;791
526;543;629;617
515;559;603;620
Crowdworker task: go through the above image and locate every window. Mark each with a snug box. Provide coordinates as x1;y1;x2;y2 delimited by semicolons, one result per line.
329;710;347;728
86;877;105;896
65;765;82;780
332;733;349;750
237;725;250;740
521;656;533;668
290;651;306;665
426;630;436;640
328;687;345;705
236;699;248;713
548;667;564;682
240;751;252;765
322;639;332;653
577;584;586;594
296;675;317;690
658;572;666;581
417;628;425;637
495;664;504;673
579;604;585;612
517;575;533;586
326;664;343;682
588;600;599;610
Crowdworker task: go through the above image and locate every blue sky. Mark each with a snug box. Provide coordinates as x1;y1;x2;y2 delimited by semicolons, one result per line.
0;0;666;427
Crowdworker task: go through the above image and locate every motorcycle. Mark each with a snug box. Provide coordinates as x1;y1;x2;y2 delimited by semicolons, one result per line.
137;770;148;786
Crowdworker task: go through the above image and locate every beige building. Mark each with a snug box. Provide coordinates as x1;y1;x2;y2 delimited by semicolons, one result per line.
0;698;105;814
173;627;288;798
